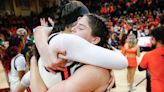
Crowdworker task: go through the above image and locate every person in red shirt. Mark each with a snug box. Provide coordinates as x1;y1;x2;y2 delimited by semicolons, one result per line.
139;26;164;92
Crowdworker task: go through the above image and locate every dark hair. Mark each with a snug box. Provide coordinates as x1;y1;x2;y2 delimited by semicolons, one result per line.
8;35;23;47
52;0;89;32
61;1;89;26
7;46;19;58
86;14;112;49
7;34;24;58
150;26;164;44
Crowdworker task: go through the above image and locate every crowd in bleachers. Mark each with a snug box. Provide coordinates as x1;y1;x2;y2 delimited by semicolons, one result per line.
80;0;164;49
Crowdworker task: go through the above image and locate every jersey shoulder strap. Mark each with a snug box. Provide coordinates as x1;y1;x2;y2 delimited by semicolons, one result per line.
48;32;59;44
14;54;24;71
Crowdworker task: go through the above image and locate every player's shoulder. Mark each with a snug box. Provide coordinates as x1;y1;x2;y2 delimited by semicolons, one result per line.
144;49;157;57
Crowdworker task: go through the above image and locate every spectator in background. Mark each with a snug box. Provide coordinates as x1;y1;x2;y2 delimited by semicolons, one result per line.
16;28;28;37
139;26;164;92
0;31;9;60
16;28;28;56
16;27;34;71
0;31;10;92
7;35;26;92
124;34;140;92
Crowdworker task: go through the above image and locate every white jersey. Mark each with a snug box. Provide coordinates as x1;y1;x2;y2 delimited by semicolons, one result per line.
9;53;26;91
39;58;83;88
20;71;30;87
17;61;82;89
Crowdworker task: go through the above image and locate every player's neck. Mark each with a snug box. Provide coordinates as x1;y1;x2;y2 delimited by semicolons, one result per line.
156;42;164;48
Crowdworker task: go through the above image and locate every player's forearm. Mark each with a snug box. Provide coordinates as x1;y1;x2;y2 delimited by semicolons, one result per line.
34;26;58;66
30;56;48;92
34;26;49;56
